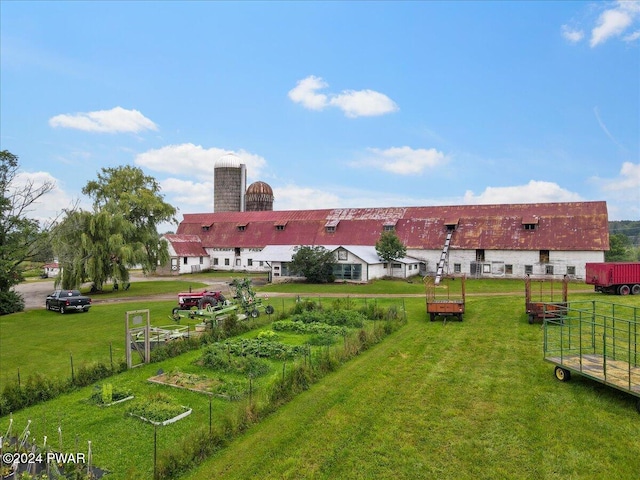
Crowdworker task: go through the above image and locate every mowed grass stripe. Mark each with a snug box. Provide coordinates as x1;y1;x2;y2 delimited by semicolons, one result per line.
184;295;640;480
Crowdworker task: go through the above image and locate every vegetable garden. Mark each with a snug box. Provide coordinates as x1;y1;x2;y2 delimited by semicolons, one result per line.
0;295;405;479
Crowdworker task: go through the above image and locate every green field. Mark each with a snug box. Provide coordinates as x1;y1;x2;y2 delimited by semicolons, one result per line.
1;279;638;479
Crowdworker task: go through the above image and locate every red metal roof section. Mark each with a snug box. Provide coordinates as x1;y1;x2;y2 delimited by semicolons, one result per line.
175;202;609;251
164;234;208;256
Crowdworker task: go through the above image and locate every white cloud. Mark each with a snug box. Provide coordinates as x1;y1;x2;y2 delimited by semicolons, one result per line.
274;185;342;210
350;146;448;175
562;1;640;47
329;89;399;118
49;106;158;133
590;0;640;47
288;75;398;117
561;25;584;43
135;143;267;182
463;180;583;204
161;178;214;208
591;162;640;220
624;30;640;40
287;76;329;111
596;161;640;191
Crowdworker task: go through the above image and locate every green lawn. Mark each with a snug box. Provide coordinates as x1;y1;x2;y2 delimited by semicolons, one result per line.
183;293;640;480
1;279;638;479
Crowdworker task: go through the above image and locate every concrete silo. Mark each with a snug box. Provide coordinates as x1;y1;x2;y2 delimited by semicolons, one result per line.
214;153;246;212
245;181;274;211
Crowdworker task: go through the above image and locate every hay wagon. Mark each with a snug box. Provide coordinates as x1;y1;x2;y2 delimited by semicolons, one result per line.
425;275;466;322
543;300;640;413
525;274;568;324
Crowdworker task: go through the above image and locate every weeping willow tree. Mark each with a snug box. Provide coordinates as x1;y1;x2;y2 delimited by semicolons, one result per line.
52;166;176;290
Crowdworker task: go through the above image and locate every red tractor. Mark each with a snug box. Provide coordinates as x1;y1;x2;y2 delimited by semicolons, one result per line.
176;289;226;310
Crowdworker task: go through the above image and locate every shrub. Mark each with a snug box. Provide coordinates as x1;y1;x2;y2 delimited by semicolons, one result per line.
0;291;25;315
74;361;113;387
290;299;319;315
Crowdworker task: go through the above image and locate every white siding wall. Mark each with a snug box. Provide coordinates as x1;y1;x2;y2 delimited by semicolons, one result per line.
407;248;605;279
205;248;271;273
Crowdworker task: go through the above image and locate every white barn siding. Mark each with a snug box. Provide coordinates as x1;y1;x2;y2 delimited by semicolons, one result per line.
205;247;271;272
408;248;605;280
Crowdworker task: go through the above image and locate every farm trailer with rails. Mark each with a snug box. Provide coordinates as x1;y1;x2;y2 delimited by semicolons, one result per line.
525;275;568;324
425;275;466;322
543;300;640;413
585;262;640;295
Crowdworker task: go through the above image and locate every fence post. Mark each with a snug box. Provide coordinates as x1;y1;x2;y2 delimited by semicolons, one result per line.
153;424;157;480
70;354;75;384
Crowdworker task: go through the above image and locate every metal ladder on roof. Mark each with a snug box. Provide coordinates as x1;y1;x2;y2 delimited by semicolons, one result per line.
435;230;454;285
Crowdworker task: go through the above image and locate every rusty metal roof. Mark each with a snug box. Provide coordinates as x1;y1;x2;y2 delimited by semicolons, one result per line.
174;201;609;251
163;234;208;256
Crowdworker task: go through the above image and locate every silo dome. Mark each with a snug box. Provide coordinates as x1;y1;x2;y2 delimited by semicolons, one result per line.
245;181;274;211
215;153;242;169
214;153;246;212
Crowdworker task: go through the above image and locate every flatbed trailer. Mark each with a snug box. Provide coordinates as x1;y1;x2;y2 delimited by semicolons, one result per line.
543;300;640;413
525;274;568;324
425;275;465;322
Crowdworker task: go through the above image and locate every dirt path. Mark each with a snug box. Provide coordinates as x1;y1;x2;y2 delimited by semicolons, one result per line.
14;274;594;311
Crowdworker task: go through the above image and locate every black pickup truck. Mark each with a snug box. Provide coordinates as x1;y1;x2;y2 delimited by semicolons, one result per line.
45;290;92;314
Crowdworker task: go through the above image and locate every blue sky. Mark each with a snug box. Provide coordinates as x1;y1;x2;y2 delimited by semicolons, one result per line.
2;1;639;229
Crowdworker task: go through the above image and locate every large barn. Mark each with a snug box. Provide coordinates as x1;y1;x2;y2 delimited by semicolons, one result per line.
161;201;609;282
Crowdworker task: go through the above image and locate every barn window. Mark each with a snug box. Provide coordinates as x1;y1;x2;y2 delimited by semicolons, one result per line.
525;265;533;275
383;220;397;232
183;257;188;265
199;256;203;265
237;225;246;232
505;264;513;274
522;216;538;230
540;250;550;263
567;266;576;275
248;259;253;266
325;219;339;233
275;224;285;231
476;250;485;262
454;263;461;273
546;265;554;275
213;258;219;266
224;258;230;266
445;219;459;231
201;225;210;232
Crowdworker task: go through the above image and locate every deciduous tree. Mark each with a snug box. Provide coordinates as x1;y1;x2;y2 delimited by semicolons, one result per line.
53;166;176;290
82;165;176;274
375;230;407;277
289;246;336;283
0;150;54;314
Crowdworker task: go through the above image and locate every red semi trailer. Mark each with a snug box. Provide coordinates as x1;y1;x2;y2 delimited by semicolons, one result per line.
585;262;640;295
